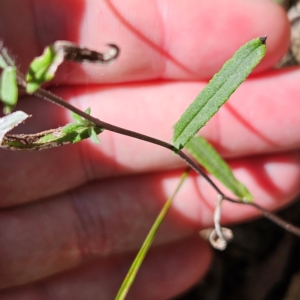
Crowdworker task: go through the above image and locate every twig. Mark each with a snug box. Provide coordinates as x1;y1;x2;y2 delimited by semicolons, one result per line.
224;196;300;237
15;71;300;239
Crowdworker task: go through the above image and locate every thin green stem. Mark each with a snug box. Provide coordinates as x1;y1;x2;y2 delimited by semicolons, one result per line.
115;169;190;300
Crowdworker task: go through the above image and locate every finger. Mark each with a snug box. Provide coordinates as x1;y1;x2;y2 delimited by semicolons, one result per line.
2;67;300;205
0;0;289;82
1;151;299;285
0;237;211;299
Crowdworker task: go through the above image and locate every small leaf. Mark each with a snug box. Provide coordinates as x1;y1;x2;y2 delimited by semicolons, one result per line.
25;41;119;94
84;107;91;115
0;111;29;144
71;108;92;124
71;111;84;123
26;45;64;93
88;127;100;144
185;136;253;202
173;37;267;151
82;107;92;125
38;123;102;145
0;66;18;114
62;122;83;134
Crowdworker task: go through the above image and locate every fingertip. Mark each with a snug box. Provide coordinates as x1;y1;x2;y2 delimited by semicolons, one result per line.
159;0;290;79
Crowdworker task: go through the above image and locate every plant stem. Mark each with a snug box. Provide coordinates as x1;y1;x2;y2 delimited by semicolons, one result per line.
224;196;300;237
115;169;190;300
16;73;300;237
18;78;222;194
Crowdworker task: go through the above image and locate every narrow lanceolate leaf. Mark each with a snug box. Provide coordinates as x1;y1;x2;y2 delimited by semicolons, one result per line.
0;111;29;145
0;66;18;114
186;136;253;202
173;37;267;151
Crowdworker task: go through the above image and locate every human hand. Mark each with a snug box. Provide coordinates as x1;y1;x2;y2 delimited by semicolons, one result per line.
0;0;298;299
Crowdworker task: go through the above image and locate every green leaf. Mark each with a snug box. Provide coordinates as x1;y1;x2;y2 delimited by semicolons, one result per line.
88;127;100;144
71;112;84;124
2;117;103;150
71;107;92;124
25;45;62;93
0;66;18;114
37;124;102;146
40;123;103;145
173;37;267;151
61;122;83;134
185;136;253;202
84;107;91;115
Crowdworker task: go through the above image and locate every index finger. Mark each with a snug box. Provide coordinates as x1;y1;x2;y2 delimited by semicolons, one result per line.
0;0;289;83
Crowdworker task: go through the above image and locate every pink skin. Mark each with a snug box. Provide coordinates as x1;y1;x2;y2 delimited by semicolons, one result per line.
0;0;297;299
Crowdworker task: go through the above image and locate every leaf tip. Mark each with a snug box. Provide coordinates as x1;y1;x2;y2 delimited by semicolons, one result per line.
259;35;267;44
84;107;91;115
